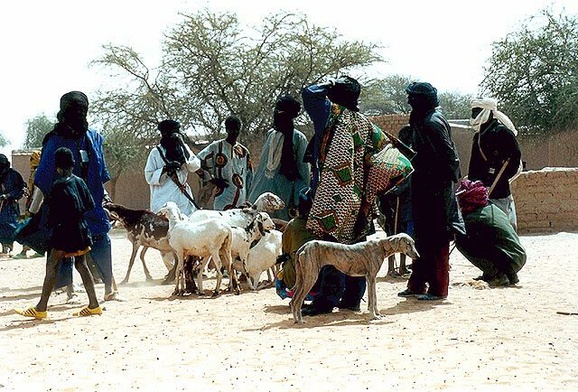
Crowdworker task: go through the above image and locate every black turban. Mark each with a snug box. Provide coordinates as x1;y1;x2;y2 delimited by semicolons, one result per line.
158;119;189;164
158;120;181;136
0;154;9;173
406;82;439;109
405;82;437;97
328;76;361;112
46;90;90;142
275;95;301;119
60;91;89;111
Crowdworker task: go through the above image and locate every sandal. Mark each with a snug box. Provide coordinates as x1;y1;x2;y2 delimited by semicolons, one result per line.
417;293;447;301
397;289;423;298
73;306;103;317
15;307;47;319
103;291;120;301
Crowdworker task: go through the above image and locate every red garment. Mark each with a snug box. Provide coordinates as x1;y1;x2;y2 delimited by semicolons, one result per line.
407;241;450;297
457;179;489;215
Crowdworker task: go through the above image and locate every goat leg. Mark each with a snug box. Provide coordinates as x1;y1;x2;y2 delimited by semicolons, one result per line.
139;247;154;281
183;256;198;294
121;244;140;284
162;265;176;285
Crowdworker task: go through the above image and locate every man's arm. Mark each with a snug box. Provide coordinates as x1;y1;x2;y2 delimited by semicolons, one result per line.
301;83;332;133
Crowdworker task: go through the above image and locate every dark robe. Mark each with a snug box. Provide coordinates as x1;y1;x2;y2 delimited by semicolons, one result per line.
47;174;95;253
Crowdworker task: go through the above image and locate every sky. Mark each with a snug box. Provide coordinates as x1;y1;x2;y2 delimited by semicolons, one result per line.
0;0;576;158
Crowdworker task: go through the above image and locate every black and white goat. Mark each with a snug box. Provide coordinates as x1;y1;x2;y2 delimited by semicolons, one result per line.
104;203;175;284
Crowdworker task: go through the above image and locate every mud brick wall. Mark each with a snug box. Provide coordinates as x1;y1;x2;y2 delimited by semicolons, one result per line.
511;168;578;234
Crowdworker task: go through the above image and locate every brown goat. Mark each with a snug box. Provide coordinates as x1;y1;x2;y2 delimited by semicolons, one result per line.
104;203;176;284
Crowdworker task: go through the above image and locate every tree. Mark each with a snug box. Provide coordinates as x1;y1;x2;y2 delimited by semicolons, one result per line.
91;9;382;143
360;75;413;115
0;133;8;148
360;75;472;119
438;91;473;120
24;114;54;149
480;8;578;133
89;10;383;199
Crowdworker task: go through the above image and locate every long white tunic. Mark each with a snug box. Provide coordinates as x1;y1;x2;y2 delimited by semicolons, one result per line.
144;144;201;215
197;139;253;210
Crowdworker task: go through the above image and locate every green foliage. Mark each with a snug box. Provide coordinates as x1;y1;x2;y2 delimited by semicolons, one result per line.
360;75;472;119
0;133;8;148
24;114;54;149
360;75;413;115
438;91;474;120
90;9;383;149
481;8;578;133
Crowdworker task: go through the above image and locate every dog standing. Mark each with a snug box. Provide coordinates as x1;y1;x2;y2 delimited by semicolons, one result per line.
290;233;419;323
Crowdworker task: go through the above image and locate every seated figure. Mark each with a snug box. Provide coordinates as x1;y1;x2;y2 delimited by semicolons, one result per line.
455;179;526;286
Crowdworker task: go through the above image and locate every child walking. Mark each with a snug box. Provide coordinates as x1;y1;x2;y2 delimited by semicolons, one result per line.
16;147;101;319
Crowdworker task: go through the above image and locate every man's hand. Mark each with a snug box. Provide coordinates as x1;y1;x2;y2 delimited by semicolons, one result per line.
209;178;229;189
102;193;113;206
317;78;336;89
163;161;182;174
276;254;291;264
0;194;8;201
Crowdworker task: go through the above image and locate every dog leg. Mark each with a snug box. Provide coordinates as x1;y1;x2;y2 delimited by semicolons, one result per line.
290;253;318;323
367;275;381;320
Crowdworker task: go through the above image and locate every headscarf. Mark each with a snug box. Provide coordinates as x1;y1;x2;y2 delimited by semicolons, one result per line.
406;82;439;124
28;150;41;190
273;95;301;181
0;154;9;175
158;119;190;164
456;178;489;215
470;98;518;136
327;76;361;112
30;150;41;168
44;91;89;143
297;187;313;217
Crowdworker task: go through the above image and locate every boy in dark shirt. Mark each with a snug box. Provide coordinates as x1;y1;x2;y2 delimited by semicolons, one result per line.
16;147;101;319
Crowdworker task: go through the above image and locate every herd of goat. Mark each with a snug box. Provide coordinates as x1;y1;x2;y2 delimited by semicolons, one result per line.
103;192;286;297
103;192;420;323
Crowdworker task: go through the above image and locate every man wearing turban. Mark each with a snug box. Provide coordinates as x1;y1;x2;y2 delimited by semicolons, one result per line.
299;76;374;315
0;154;26;255
197;115;253;210
32;91;119;301
248;95;310;220
144;119;201;216
455;179;526;286
398;82;465;301
14;150;42;259
468;98;522;231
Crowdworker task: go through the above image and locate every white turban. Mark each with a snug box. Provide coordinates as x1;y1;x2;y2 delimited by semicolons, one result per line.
470;98;518;136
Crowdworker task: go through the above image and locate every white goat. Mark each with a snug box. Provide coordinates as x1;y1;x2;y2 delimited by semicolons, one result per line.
242;229;283;290
158;201;234;296
229;212;276;289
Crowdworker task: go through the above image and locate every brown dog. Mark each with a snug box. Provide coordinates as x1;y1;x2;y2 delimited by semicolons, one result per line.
290;233;419;323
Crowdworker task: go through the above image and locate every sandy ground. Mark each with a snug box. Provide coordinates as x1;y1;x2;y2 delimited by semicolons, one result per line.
0;227;577;392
